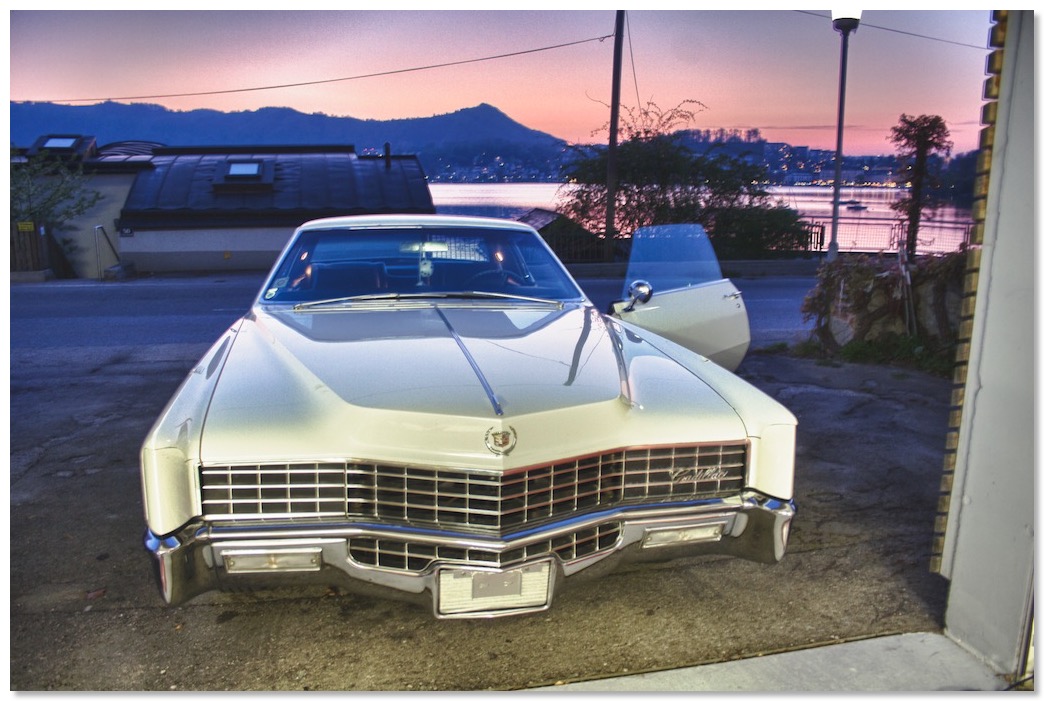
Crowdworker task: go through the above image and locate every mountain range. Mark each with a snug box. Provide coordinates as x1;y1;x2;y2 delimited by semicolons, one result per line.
9;101;574;181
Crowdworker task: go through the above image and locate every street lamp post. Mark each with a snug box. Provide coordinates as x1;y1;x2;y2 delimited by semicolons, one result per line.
826;10;861;262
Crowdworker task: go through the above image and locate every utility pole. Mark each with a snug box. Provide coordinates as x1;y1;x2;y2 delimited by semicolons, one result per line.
604;10;625;261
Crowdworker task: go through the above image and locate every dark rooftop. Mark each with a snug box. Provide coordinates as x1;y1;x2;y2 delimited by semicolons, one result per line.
119;144;434;229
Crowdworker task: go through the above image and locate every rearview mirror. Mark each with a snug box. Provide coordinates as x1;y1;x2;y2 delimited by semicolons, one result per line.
400;241;450;254
622;279;653;312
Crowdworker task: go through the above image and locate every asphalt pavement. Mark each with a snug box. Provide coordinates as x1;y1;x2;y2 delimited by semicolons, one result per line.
9;273;992;691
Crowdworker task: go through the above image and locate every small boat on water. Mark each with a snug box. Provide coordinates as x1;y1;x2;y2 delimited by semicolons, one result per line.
846;203;868;211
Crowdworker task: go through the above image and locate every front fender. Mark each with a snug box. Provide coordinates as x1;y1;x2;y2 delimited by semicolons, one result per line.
629;328;798;501
140;322;242;536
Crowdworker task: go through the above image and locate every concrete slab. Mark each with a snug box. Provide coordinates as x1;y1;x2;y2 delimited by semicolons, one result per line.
532;633;1008;692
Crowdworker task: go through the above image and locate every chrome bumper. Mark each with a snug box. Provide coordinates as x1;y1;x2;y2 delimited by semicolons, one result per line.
145;492;794;618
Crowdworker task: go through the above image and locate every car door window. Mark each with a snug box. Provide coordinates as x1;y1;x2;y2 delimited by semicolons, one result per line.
620;223;724;297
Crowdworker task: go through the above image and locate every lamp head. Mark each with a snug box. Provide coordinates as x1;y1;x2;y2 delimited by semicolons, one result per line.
832;10;861;35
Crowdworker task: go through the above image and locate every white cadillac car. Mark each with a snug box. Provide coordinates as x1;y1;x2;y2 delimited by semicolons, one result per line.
140;215;796;618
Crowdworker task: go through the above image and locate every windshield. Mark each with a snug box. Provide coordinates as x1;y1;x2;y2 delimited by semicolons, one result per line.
621;223;724;298
261;225;585;304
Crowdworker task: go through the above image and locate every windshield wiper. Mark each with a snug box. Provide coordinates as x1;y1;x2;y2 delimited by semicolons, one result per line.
428;291;565;307
292;292;411;310
292;290;565;310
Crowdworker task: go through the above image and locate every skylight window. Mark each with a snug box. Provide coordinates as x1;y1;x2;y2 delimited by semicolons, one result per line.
227;161;262;177
213;158;274;193
43;137;78;149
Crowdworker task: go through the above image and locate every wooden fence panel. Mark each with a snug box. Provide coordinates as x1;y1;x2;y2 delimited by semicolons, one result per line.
11;221;43;272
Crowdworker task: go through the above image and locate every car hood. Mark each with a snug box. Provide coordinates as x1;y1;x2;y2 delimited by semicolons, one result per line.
199;303;749;468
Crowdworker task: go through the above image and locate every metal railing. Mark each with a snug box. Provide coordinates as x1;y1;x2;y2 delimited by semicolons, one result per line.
539;216;973;263
803;216;973;255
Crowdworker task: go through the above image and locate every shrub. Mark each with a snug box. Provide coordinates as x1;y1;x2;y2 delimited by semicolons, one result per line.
706;205;811;259
800;250;966;375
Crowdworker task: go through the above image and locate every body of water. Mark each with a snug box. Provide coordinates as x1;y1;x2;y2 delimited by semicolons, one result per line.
429;182;973;254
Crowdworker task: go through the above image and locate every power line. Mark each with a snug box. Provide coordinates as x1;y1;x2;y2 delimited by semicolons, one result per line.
625;12;642;109
48;33;616;104
794;10;990;51
34;13;988;108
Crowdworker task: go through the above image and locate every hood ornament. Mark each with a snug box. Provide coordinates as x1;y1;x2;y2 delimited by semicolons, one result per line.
485;426;517;455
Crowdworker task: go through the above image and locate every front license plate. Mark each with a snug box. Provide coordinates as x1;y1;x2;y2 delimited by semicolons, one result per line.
437;561;552;617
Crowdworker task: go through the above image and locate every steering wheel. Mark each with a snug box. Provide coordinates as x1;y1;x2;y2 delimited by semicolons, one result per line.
464;269;526;288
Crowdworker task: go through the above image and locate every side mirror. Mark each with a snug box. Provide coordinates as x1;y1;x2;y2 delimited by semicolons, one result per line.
622;279;653;312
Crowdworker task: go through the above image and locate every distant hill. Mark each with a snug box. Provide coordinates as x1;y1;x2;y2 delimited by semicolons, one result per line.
9;101;574;181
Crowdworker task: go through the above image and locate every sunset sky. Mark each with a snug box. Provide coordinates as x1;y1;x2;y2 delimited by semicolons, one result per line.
8;9;993;156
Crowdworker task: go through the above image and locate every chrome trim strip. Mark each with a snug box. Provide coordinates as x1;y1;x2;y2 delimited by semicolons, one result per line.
199;495;747;544
434;305;503;416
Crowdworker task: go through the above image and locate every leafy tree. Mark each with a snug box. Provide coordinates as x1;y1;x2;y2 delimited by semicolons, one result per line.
888;114;953;259
558;101;806;258
10;147;102;228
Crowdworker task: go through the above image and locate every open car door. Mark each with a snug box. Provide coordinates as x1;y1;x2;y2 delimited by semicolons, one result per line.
610;224;750;371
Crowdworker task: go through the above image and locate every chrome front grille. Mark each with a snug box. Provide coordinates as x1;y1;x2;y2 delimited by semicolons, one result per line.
348;522;622;572
200;442;747;535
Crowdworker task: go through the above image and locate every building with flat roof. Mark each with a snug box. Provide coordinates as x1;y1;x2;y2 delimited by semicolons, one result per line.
12;136;434;277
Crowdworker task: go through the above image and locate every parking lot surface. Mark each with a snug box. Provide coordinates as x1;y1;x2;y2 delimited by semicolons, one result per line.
9;277;952;690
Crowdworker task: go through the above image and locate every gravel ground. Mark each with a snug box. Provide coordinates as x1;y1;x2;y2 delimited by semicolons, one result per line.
9;346;953;691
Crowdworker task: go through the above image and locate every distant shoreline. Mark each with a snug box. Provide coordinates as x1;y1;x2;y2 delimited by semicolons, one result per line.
429;182;973;255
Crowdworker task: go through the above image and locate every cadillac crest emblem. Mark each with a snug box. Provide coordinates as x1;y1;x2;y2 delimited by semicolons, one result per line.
485;426;518;455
